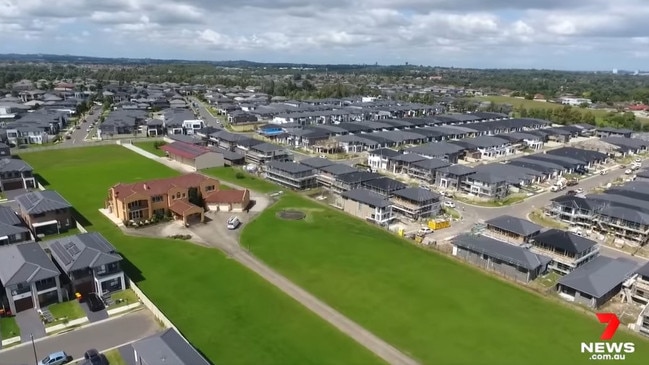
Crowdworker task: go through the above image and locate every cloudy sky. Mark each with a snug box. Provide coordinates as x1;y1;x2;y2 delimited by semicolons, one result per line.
1;0;648;70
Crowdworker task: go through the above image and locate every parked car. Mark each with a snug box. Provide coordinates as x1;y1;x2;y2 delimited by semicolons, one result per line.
566;190;577;196
635;158;642;163
227;216;241;230
443;201;456;208
575;188;584;194
625;169;633;175
418;227;433;235
85;292;106;312
83;349;109;365
38;351;72;365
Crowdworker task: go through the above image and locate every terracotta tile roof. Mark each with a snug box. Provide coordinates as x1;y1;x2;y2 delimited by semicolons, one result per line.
111;173;215;199
205;189;249;204
160;142;212;159
169;200;199;215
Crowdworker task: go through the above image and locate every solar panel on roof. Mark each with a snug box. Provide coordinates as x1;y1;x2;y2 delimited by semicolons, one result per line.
64;241;81;256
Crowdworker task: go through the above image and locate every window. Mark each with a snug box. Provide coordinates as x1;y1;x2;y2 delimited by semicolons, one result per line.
206;185;215;192
152;195;163;203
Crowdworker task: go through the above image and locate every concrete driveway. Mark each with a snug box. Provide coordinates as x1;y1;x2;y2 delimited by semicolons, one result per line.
80;302;109;323
0;310;160;365
15;309;46;342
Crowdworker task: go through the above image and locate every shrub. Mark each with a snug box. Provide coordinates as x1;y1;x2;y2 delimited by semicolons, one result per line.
153;141;167;149
235;172;245;179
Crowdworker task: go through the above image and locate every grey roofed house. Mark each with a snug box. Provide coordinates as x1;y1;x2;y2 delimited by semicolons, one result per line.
406;141;466;157
437;164;475;176
411;158;451;171
320;163;358;176
0;241;60;286
0;205;31;238
299;157;335;169
46;232;122;272
369;148;402;158
0;158;33;173
558;256;638;298
132;328;210;365
337;171;382;184
453;234;550;271
362;177;407;192
485;215;543;237
390;153;427;163
341;188;391;208
266;161;313;174
15;190;72;214
392;187;440;202
532;229;597;255
250;142;285;153
467;171;506;184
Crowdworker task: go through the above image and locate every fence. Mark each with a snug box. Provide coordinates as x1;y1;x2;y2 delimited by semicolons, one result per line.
128;278;177;331
76;221;87;233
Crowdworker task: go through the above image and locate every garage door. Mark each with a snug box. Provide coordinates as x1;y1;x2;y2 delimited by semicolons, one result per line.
2;180;24;191
186;213;202;224
14;297;34;312
75;280;95;296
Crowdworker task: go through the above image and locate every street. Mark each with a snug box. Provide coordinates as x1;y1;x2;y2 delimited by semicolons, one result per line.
189;97;222;128
435;164;648;263
62;106;102;145
0;310;160;365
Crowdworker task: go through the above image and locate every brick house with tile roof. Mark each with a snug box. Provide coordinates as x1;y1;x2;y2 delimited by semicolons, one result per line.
106;173;250;226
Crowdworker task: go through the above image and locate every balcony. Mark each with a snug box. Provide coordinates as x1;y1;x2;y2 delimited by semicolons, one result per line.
11;285;31;297
94;263;122;278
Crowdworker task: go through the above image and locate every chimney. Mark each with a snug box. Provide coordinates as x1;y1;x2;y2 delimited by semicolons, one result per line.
143;184;148;190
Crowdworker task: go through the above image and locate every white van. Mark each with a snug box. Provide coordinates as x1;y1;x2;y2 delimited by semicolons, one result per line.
226;216;241;230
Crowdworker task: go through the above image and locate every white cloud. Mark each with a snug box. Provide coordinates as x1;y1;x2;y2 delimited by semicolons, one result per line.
0;0;647;69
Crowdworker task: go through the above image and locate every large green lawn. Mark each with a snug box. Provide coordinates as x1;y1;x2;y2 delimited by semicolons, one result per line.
134;141;167;157
203;166;280;193
21;146;382;365
241;194;649;365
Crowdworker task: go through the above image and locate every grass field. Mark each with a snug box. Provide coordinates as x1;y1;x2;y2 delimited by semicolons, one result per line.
47;301;86;327
0;316;20;338
241;194;649;365
20;146;383;365
134;141;167;157
203;166;280;193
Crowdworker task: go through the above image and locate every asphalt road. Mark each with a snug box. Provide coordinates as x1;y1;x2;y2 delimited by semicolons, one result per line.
189;97;223;128
62;106;102;145
0;310;160;365
435;163;648;263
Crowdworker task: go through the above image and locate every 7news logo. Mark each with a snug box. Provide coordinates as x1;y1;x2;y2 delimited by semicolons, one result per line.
580;313;635;361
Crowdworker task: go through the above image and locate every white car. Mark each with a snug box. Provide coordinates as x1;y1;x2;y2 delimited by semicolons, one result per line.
625;169;633;175
575;188;584;194
443;201;456;208
226;216;241;230
38;351;72;365
418;227;433;235
635;158;642;163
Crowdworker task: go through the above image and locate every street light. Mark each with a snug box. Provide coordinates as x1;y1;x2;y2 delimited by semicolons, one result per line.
31;333;38;365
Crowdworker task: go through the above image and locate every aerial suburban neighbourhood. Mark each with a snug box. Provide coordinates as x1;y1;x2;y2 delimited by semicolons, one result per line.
2;20;649;364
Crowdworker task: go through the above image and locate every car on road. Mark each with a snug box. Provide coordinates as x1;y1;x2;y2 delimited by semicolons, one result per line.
635;158;642;163
82;349;109;365
625;169;633;175
566;190;576;196
85;292;106;312
443;201;456;208
575;188;584;194
227;216;241;230
38;351;72;365
418;227;433;235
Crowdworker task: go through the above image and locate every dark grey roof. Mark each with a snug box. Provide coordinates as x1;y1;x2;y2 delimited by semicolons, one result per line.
211;147;245;161
453;234;549;271
532;229;597;255
485;215;543;237
0;242;60;286
558;256;638;298
341;188;391;208
46;232;122;272
319;163;358;176
266;161;313;174
637;262;649;278
437;164;475;176
0;205;30;237
390;153;427;163
132;328;210;365
336;171;382;184
251;142;284;153
362;177;407;192
411;158;451;171
392;187;440;202
299;157;335;169
369;148;402;158
0;158;33;173
468;171;506;184
15;190;72;214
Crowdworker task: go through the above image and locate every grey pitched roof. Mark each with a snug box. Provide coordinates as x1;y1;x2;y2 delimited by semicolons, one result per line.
299;157;335;169
341;188;391;208
392;187;440;202
320;163;358;176
0;242;60;286
453;234;549;271
251;142;284;153
485;215;543;237
558;256;638;298
437;164;475;176
266;161;313;174
15;190;72;214
369;148;402;158
637;262;649;278
532;229;597;255
46;232;122;272
0;205;23;226
390;153;427;163
411;158;451;171
362;177;407;192
132;328;210;365
0;158;33;173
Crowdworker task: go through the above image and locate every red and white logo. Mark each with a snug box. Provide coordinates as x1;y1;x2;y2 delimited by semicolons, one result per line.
581;313;634;361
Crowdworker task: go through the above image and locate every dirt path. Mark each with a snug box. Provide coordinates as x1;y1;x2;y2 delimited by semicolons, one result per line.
121;142;420;365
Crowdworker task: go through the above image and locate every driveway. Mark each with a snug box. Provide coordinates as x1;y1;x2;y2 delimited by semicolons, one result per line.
117;344;137;365
15;309;46;342
80;302;109;323
0;310;160;365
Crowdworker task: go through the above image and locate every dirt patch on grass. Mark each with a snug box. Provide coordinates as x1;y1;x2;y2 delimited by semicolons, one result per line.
277;210;306;220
